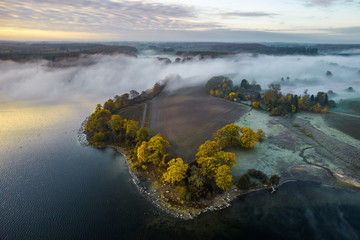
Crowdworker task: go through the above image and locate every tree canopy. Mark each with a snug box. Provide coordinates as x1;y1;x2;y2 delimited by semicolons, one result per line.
163;158;189;184
137;134;170;167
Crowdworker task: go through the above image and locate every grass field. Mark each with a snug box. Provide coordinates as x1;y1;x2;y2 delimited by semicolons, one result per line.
115;100;152;128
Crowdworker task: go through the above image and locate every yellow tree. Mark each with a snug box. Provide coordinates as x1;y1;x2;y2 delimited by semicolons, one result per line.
298;96;309;110
263;90;276;105
163;158;189;184
108;115;124;132
240;127;258;148
256;129;266;142
196;140;221;159
251;101;261;109
125;120;139;138
229;92;236;101
321;107;328;114
197;151;235;178
137;134;170;167
312;103;321;113
214;124;241;149
215;165;233;190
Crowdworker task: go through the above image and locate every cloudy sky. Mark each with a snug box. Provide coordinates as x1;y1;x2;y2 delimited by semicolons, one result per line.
0;0;359;42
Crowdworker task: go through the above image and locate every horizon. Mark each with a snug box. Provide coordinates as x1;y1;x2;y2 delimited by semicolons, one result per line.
1;0;359;43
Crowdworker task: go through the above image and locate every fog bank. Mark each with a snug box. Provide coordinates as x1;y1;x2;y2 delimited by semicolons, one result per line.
0;53;359;105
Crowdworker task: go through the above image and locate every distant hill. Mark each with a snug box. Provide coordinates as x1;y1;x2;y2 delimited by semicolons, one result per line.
0;43;138;62
211;43;318;55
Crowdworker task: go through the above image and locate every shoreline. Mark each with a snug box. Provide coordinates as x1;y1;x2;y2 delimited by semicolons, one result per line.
111;145;268;220
78;108;360;220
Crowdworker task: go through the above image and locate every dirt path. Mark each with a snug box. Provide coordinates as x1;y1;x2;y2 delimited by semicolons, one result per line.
150;85;250;163
140;102;147;128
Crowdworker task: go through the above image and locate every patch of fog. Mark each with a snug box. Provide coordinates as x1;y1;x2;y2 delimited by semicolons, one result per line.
295;112;360;149
0;53;359;105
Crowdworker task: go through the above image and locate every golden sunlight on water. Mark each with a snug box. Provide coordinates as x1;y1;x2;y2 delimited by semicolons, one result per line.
0;102;78;153
0;102;74;132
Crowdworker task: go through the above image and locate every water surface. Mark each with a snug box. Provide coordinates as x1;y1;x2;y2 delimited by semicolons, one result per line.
1;102;359;239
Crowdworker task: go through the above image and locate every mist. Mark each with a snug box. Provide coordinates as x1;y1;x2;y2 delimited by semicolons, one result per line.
0;53;359;106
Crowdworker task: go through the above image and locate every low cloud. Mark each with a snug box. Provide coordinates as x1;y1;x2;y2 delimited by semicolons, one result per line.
0;53;359;105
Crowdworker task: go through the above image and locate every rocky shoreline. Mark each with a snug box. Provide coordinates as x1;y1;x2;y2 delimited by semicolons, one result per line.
78;108;360;220
113;145;269;220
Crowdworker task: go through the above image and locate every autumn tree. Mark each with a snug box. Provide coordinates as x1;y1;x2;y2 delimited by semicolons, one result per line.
196;140;221;159
197;151;235;178
85;108;112;139
251;101;261;109
214;124;241;149
163;158;189;184
240;127;258;148
104;99;116;113
263;90;276;105
311;103;321;113
298;96;309;110
188;165;206;199
135;127;150;144
321;107;328;114
256;129;266;142
215;165;233;190
137;134;170;167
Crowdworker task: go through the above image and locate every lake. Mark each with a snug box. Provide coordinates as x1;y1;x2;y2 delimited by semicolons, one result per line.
1;102;360;240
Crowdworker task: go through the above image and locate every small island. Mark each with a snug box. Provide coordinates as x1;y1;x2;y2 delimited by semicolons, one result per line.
83;75;360;219
83;80;283;218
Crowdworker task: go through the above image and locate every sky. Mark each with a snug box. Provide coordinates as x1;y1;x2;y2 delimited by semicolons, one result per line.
0;0;359;43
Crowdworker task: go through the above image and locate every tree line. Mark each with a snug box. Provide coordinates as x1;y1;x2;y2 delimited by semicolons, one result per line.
206;75;336;117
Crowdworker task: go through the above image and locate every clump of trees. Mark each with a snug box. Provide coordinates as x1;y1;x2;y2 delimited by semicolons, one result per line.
102;81;167;114
85;84;269;206
237;169;280;191
206;76;261;101
214;123;264;149
206;76;336;117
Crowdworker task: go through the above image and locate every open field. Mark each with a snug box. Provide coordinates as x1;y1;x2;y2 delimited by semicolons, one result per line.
150;86;250;163
325;99;360;140
232;110;360;188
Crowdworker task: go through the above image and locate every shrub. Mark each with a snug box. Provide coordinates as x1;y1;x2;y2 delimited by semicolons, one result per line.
251;101;261;109
237;173;251;190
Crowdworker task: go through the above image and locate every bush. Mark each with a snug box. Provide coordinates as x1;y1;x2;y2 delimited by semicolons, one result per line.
307;133;312;137
237;173;251;190
247;169;268;184
293;123;300;127
269;175;280;186
251;101;261;109
270;107;282;116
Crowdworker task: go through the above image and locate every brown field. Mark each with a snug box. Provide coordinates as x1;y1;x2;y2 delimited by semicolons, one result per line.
325;114;360;140
117;103;145;127
150;86;250;163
